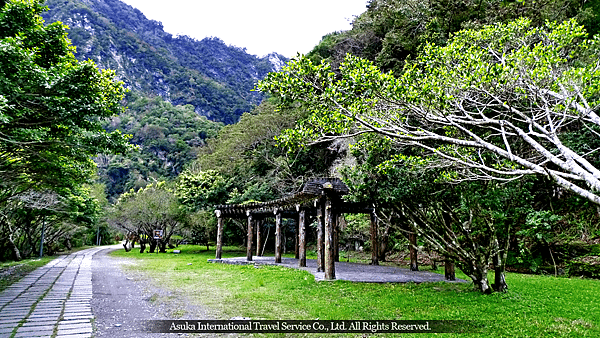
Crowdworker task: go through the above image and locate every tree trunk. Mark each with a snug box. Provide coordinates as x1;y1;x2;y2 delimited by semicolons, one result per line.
409;232;418;271
149;242;156;253
139;242;146;254
370;210;378;265
377;222;390;262
445;259;456;281
470;263;492;294
493;253;508;292
8;234;22;261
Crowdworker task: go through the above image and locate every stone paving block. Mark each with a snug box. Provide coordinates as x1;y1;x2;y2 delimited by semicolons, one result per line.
17;324;55;332
57;320;91;327
23;320;58;326
55;333;91;338
62;313;92;319
0;319;21;325
28;310;62;317
25;315;60;322
57;323;92;332
14;328;54;337
57;326;92;335
0;327;14;334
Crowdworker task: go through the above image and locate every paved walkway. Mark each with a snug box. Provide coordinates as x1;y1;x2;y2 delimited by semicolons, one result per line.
209;256;468;283
0;247;105;338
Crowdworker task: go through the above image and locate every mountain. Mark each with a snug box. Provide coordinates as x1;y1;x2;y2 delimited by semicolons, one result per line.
42;0;288;124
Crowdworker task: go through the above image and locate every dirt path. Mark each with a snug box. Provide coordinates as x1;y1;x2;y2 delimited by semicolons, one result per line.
91;246;222;338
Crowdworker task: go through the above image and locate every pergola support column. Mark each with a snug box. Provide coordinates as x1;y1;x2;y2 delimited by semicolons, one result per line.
316;198;325;272
324;195;336;280
246;212;253;261
256;220;262;257
275;210;282;263
298;206;307;267
215;211;224;259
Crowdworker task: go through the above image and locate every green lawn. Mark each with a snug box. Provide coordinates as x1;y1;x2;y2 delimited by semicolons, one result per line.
111;245;600;337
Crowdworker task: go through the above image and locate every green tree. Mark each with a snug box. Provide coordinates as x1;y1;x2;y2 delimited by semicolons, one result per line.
258;18;600;206
259;19;600;292
108;182;184;253
0;0;131;200
0;0;132;259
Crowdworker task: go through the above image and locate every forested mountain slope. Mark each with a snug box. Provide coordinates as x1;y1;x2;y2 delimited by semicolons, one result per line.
42;0;287;124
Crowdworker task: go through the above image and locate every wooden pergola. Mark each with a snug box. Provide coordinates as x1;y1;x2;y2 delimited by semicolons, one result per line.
213;178;379;280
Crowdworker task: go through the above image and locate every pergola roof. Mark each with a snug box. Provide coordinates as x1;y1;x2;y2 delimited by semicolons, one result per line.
214;178;372;219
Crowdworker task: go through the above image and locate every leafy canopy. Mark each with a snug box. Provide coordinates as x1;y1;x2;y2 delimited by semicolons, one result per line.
0;0;132;198
258;18;600;205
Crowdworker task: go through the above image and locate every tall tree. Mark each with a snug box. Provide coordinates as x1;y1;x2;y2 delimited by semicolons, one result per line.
258;18;600;206
0;0;131;259
0;0;131;201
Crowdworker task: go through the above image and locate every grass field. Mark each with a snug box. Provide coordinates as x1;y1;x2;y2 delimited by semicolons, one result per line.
111;245;600;337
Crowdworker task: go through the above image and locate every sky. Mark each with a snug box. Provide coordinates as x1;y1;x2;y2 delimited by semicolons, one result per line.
119;0;369;58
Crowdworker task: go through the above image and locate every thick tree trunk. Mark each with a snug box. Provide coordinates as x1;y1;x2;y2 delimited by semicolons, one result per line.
470;263;492;294
493;254;508;292
149;242;156;253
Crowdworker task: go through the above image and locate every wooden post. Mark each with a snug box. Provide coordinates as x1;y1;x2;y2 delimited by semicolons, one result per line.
334;215;339;263
298;207;307;267
256;219;262;257
246;212;253;261
275;210;282;263
294;215;300;259
324;195;335;280
316;198;325;272
215;210;223;259
370;209;379;265
409;232;418;271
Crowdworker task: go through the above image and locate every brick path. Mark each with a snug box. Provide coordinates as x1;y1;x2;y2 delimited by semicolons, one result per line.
0;247;105;338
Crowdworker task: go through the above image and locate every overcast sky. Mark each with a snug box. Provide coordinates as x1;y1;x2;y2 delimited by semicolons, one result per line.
119;0;369;58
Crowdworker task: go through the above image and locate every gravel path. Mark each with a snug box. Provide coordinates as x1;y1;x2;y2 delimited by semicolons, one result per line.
91;245;218;338
209;256;468;283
